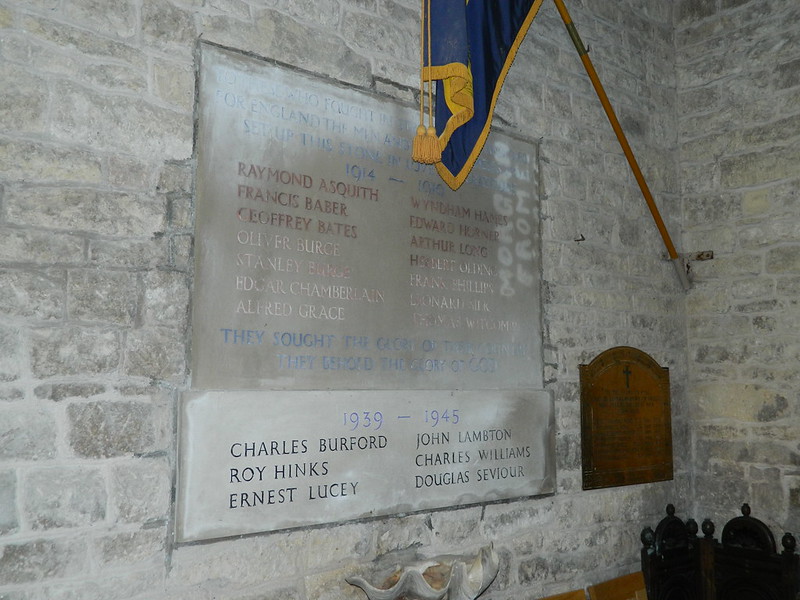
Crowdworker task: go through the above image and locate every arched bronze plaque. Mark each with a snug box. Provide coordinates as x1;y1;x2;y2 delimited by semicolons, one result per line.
579;346;672;490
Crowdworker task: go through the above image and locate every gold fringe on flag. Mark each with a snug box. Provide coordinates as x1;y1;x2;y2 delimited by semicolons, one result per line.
412;0;441;164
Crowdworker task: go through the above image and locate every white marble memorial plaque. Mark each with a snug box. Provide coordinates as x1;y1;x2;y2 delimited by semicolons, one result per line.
176;389;554;542
192;43;543;391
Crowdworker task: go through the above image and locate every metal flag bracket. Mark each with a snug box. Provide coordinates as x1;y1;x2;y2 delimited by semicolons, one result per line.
664;250;714;287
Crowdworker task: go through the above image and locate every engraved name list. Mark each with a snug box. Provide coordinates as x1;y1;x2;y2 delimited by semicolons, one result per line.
192;45;543;391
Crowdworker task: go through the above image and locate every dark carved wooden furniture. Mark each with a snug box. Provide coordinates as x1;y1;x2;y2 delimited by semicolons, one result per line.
641;504;703;600
641;504;799;600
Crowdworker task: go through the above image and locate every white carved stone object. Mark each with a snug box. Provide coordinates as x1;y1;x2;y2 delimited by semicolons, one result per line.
347;545;499;600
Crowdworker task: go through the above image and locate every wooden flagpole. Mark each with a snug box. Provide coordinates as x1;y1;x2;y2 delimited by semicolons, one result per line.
552;0;691;291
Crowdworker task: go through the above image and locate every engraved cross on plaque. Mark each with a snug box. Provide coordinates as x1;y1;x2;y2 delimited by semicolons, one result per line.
622;366;632;389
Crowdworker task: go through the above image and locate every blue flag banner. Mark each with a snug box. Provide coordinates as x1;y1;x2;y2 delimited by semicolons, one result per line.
422;0;543;190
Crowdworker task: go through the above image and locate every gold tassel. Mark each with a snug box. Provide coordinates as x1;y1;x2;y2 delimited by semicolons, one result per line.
423;126;441;163
413;0;441;165
412;124;427;162
412;125;442;164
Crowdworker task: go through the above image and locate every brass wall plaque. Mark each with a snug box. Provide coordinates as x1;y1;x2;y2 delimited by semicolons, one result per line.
579;346;672;490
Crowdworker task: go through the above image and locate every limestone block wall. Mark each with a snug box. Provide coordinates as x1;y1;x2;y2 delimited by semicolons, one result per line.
0;1;685;598
676;0;800;532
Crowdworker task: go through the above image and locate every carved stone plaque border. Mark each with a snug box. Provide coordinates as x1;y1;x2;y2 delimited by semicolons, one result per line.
580;346;673;490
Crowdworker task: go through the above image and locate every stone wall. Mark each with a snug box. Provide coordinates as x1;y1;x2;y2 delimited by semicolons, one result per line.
676;0;800;533
1;1;685;598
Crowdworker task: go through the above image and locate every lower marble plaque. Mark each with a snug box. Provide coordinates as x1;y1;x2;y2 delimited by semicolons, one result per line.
176;389;554;542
